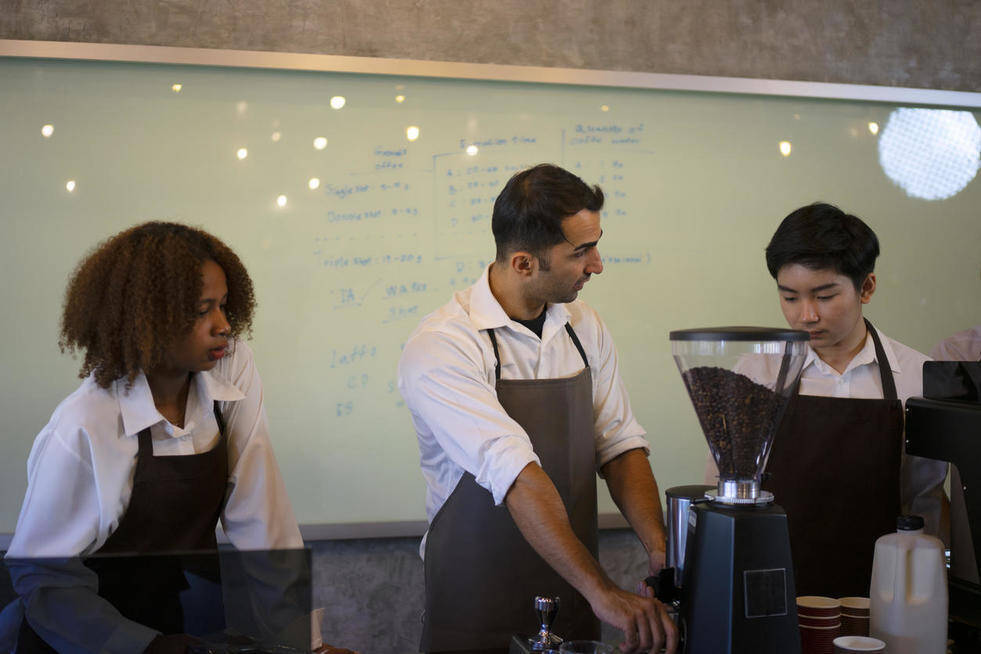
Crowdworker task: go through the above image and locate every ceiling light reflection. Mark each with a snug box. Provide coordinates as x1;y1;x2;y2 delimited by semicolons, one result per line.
276;195;288;208
868;122;880;135
466;145;478;156
171;83;182;93
271;131;281;142
395;95;405;103
308;178;321;190
878;109;980;201
406;126;420;141
65;180;76;192
330;96;346;110
779;141;792;157
236;148;248;160
41;124;54;138
313;137;328;150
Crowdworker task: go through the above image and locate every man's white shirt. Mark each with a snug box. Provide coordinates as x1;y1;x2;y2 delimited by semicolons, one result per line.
398;266;648;555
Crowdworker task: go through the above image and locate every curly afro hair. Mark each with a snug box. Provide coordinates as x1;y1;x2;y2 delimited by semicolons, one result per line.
60;221;256;388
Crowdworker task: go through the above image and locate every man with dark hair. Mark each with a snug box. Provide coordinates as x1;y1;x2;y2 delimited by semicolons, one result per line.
399;164;676;654
717;202;946;598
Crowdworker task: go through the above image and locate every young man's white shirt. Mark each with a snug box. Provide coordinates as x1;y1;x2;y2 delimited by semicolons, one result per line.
706;329;946;536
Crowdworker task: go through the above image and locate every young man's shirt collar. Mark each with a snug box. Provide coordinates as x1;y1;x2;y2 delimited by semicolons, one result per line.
804;328;902;378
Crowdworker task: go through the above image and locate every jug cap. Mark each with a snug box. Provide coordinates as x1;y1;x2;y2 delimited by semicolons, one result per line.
897;515;925;531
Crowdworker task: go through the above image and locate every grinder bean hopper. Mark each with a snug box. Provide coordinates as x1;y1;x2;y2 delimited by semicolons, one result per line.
666;327;808;654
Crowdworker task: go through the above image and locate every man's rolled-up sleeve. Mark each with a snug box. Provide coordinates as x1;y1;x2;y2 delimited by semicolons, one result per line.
585;311;649;470
399;330;540;505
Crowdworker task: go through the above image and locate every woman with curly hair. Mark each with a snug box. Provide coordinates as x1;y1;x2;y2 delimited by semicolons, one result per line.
2;222;305;652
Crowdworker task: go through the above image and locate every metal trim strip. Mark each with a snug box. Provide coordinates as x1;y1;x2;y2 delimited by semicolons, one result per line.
2;39;980;108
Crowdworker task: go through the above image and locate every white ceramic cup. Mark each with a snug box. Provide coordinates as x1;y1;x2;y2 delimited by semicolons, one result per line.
832;635;886;652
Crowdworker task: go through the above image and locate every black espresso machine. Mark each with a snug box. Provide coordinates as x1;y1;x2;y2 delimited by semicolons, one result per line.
659;327;809;654
905;360;981;645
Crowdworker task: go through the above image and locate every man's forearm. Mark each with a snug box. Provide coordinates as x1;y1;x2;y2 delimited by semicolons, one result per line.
504;461;613;601
505;459;679;653
602;448;667;556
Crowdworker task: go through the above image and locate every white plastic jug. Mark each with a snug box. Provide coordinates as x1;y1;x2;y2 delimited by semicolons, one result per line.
869;515;947;654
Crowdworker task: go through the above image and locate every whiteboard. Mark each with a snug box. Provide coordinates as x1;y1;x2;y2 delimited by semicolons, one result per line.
1;56;979;534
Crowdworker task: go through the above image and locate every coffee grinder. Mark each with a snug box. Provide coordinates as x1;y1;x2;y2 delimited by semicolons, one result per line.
665;327;809;654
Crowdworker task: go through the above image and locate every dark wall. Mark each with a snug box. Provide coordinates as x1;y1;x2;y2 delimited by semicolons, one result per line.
2;0;980;91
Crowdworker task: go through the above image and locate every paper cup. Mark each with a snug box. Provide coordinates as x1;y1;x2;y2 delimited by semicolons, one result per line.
800;623;841;654
839;597;870;616
798;595;841;618
833;635;885;652
799;614;842;628
840;612;870;637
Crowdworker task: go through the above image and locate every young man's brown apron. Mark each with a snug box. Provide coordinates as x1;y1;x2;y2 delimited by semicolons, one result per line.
18;402;229;651
421;323;601;653
764;321;903;598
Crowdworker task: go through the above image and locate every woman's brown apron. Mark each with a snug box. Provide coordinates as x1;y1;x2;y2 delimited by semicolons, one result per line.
18;402;228;651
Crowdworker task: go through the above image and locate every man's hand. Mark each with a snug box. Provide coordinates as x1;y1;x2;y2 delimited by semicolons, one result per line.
590;585;678;654
505;463;677;653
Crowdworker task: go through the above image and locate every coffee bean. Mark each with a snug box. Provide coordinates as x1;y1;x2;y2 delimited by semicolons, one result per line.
682;366;788;479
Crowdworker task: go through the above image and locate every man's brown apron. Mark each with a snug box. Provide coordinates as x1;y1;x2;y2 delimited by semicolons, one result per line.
421;323;601;653
18;402;229;651
765;320;903;598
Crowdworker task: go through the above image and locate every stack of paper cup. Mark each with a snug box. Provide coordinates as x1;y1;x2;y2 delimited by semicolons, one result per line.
840;597;871;637
798;596;842;654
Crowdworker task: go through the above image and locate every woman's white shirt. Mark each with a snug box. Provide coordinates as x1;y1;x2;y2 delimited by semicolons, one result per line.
6;339;302;558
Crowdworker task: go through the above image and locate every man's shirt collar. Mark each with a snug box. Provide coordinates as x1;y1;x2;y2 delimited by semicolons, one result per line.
468;265;572;338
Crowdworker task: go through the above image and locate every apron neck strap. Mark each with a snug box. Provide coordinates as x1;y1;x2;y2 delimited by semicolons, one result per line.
564;322;589;369
865;319;898;401
212;400;226;436
486;322;590;382
487;329;502;381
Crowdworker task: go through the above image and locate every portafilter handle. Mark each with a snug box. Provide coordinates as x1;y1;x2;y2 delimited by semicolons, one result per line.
529;595;562;650
646;568;679;605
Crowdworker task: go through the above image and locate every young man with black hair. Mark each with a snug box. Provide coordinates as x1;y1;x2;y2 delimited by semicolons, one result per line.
399;164;677;654
737;202;945;598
